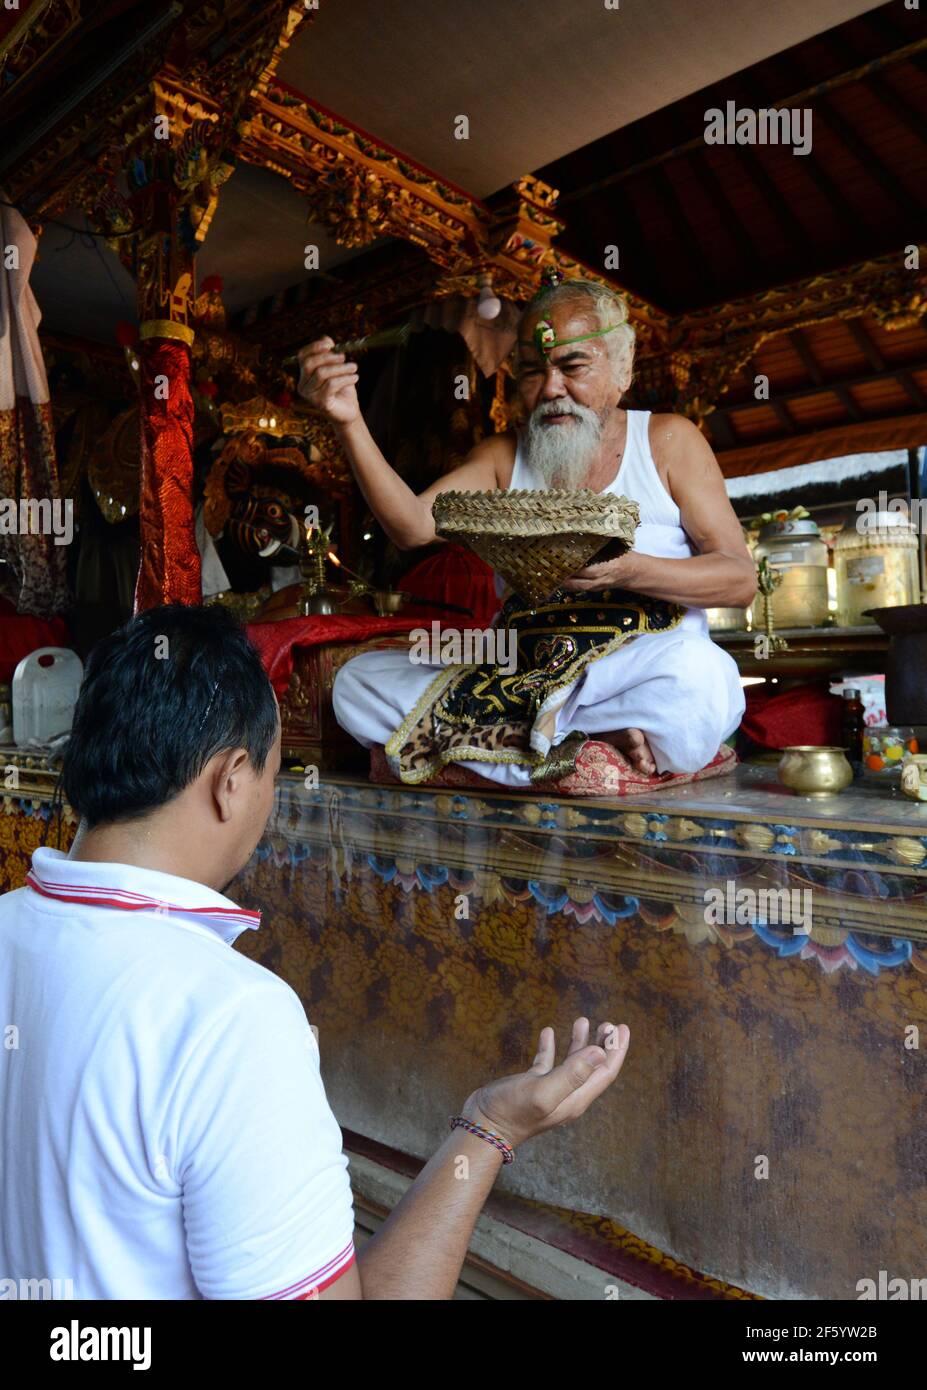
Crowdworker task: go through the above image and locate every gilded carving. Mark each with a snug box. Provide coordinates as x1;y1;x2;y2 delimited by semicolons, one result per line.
886;836;927;868
622;813;649;839
673;818;707;841
0;0;82;102
735;823;776;853
801;828;844;856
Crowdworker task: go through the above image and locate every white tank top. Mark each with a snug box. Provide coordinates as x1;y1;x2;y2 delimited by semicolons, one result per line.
506;409;707;635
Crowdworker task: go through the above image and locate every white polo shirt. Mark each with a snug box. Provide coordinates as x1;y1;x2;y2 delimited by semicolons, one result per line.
0;847;355;1300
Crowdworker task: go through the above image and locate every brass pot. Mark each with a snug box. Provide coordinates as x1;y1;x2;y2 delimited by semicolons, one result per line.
778;745;853;797
707;606;749;632
373;589;406;616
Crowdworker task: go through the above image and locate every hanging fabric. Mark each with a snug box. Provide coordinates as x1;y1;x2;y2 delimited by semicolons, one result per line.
0;200;70;616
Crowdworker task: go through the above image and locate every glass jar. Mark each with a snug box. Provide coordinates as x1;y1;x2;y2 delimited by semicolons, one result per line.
834;511;920;627
862;725;925;779
750;518;829;629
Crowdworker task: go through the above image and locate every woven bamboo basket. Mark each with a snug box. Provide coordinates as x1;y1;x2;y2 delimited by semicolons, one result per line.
433;489;640;605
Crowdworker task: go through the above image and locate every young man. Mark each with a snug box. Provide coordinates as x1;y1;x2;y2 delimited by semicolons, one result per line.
0;604;628;1300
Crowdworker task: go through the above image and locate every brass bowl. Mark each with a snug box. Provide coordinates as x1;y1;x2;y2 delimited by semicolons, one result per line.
373;589;406;616
778;745;853;797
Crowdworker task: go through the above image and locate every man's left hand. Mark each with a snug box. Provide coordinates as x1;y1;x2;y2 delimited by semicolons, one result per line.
562;551;637;592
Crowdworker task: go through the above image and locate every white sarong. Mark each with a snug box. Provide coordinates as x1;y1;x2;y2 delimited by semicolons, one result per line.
333;628;744;787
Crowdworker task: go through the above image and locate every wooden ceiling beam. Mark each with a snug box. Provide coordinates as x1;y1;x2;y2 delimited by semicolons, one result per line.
815;94;926;217
867;72;927;149
787;325;864;419
728;146;808;251
599;187;657;302
784;146;861;231
652;164;718;299
555;37;927;206
845;316;886;372
896;372;927;410
714;355;927;417
708;409;738;450
693;149;756;271
823;21;927;152
750;357;798;433
755;53;877;232
835;386;864;422
770;35;926;220
844;316;926;412
786;326;865;420
788;328;825;385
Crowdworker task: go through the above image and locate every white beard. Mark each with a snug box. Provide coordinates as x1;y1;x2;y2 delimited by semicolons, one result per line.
523;401;606;488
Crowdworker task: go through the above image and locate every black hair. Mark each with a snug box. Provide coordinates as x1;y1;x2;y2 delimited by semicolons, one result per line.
62;603;278;828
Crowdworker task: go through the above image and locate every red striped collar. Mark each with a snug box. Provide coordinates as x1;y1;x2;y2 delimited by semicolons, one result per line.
26;848;261;945
260;1241;356;1300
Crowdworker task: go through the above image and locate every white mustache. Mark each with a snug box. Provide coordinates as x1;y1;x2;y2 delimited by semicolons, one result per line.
535;400;589;419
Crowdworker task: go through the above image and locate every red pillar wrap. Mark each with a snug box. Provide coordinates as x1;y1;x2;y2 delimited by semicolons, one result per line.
133;337;201;613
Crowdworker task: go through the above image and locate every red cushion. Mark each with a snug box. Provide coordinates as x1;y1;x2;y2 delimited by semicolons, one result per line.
397;543;499;628
741;681;842;751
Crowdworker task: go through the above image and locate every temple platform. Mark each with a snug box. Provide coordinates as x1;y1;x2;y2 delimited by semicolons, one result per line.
225;763;927;1300
2;763;924;1299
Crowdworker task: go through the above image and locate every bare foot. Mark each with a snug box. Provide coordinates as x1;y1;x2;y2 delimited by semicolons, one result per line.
599;728;656;776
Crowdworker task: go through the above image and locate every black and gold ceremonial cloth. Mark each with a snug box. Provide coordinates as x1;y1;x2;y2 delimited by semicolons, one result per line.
384;586;684;785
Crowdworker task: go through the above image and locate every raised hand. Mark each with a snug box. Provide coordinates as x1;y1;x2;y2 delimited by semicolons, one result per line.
296;336;361;425
462;1017;629;1150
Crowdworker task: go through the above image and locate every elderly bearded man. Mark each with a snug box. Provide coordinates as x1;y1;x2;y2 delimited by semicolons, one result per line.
299;278;755;788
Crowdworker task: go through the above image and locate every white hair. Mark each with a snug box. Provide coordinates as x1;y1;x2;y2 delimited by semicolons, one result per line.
517;278;636;387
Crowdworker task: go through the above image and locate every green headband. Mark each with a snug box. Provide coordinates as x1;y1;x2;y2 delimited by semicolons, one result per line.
518;318;625;360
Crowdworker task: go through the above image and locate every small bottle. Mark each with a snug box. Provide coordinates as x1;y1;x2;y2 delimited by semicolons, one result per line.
841;688;864;775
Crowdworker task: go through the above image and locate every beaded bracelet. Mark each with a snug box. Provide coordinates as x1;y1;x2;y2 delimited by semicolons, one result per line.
449;1115;515;1164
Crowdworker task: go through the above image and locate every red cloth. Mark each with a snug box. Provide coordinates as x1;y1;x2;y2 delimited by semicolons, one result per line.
369;741;738;797
0;597;70;682
134;338;201;612
397;543;498;627
740;681;842;751
246;615;418;695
